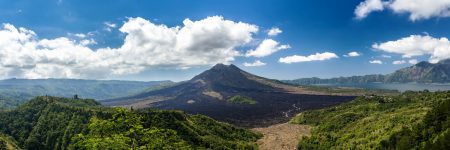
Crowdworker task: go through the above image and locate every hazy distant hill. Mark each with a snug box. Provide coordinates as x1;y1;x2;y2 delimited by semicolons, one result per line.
285;59;450;85
104;64;354;127
0;79;171;109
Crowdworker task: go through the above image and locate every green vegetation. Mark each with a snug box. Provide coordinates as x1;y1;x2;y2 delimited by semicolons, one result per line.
0;79;170;109
291;91;450;149
0;134;20;150
0;96;26;110
227;95;258;105
382;96;450;149
0;96;261;150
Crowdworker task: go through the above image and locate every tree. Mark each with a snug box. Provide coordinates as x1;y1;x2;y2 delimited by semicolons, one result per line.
71;108;191;150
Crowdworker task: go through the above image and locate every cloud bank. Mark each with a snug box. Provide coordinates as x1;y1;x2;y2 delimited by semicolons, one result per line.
355;0;450;21
372;35;450;63
0;16;259;79
243;60;266;67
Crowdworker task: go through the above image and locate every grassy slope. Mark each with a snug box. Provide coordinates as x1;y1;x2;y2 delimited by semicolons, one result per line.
227;95;258;105
291;91;449;149
0;134;20;150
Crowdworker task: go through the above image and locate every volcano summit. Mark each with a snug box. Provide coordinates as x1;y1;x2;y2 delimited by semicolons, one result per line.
104;64;354;127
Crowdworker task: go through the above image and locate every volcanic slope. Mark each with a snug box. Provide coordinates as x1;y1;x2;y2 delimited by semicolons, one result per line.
104;64;354;127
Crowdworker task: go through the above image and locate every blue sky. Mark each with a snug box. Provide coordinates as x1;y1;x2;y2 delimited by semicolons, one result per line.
0;0;450;81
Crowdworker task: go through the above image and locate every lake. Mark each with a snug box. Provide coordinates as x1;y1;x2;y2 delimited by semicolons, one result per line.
312;83;450;92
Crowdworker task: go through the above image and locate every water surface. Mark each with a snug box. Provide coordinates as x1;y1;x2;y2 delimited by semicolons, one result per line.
313;83;450;92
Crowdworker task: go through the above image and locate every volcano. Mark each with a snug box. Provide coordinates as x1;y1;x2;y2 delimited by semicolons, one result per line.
103;64;354;127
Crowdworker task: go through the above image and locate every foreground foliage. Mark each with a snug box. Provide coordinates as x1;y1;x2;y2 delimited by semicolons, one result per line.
291;91;450;149
0;96;260;150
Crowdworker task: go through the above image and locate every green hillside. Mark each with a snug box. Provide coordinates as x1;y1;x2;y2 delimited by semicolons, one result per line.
291;91;450;149
0;96;261;150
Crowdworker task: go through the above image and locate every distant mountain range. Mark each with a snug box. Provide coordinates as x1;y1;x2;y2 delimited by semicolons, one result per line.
284;59;450;85
103;64;354;127
0;79;171;109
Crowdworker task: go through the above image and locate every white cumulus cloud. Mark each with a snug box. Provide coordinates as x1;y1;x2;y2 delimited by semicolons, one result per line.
74;33;86;38
381;54;392;58
372;35;450;63
409;59;418;64
104;21;117;32
369;60;383;64
279;52;338;64
267;27;282;36
245;39;290;57
355;0;386;19
243;60;266;67
344;51;361;57
355;0;450;21
0;16;259;79
392;60;406;65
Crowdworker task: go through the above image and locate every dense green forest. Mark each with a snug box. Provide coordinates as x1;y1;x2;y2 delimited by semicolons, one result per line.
292;91;450;149
0;96;261;150
0;79;171;109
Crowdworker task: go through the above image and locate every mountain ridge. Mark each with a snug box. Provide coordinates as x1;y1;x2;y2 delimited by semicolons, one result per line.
285;59;450;85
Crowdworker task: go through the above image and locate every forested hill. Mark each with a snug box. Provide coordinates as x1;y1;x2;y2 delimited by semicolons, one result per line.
285;59;450;84
0;96;261;149
0;78;171;109
292;91;450;149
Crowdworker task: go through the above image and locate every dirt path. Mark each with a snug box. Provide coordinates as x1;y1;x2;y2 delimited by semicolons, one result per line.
252;123;311;150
